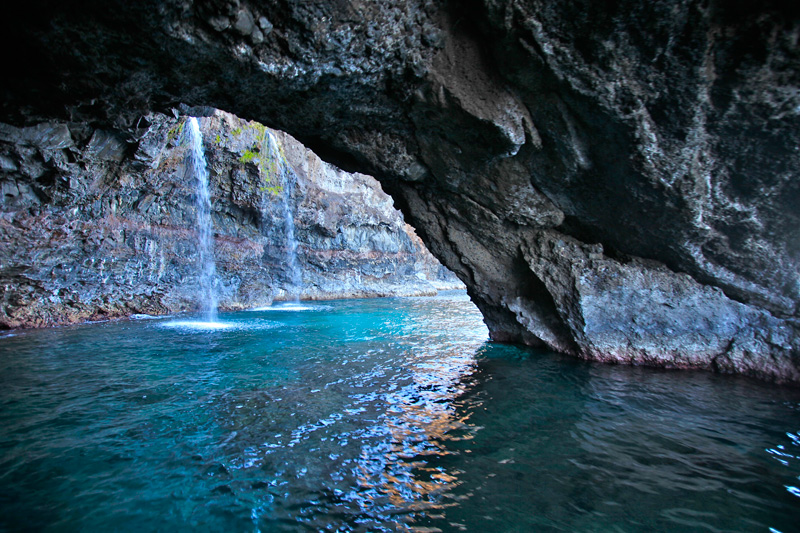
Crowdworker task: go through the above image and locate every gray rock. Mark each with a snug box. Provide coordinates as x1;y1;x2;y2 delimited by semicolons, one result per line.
257;16;272;33
519;230;800;382
250;29;264;44
0;123;74;150
0;155;17;171
207;15;230;32
232;9;255;36
85;130;128;162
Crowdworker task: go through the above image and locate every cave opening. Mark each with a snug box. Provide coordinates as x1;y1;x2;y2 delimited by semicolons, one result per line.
2;1;800;530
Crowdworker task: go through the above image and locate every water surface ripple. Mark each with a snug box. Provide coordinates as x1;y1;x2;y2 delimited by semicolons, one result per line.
0;292;798;532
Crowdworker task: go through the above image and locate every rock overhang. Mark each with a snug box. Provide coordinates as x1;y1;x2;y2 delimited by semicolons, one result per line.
1;0;799;381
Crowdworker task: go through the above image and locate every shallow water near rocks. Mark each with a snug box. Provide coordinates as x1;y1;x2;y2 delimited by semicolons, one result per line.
1;292;798;532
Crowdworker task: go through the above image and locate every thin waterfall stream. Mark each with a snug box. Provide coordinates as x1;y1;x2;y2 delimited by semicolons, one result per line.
263;131;302;302
184;117;219;322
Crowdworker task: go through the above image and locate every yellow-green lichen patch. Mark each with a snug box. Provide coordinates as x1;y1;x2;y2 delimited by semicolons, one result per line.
166;119;186;144
229;121;294;198
238;149;259;164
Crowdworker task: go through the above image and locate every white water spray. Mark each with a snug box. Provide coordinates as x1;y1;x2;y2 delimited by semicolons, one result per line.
185;117;219;322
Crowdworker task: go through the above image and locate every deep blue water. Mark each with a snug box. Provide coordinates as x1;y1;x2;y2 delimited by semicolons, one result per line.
0;292;799;532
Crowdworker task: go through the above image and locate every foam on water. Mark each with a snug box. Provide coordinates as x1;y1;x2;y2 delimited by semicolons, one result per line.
129;313;163;320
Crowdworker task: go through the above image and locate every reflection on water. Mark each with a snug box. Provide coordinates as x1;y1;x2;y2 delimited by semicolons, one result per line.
416;346;800;532
1;292;799;532
347;332;479;524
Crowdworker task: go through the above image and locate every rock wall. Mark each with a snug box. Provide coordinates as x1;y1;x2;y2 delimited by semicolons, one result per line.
0;110;460;328
1;0;798;381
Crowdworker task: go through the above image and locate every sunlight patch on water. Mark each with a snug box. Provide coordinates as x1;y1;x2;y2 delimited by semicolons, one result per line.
158;319;278;332
160;320;235;331
249;302;328;312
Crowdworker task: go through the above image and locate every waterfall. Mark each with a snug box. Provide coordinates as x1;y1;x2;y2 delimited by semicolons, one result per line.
262;131;302;301
184;117;219;322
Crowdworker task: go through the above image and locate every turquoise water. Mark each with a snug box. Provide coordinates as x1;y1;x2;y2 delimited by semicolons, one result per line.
1;292;799;532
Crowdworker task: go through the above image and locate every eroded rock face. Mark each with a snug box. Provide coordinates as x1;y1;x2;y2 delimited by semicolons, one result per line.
1;0;799;380
0;110;458;328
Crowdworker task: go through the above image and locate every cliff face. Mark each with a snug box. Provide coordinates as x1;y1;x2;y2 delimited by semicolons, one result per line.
1;0;799;380
0;110;459;328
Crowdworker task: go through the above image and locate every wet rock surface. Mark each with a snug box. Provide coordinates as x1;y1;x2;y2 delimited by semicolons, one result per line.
0;111;459;328
1;0;799;380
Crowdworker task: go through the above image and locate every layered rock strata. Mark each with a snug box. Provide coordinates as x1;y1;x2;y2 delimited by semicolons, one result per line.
1;0;798;380
0;110;459;328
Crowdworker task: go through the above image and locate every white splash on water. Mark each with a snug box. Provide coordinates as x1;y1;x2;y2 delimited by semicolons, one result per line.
130;313;163;320
161;320;234;331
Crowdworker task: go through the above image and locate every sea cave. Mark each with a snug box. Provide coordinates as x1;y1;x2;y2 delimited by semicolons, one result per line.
1;0;799;530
